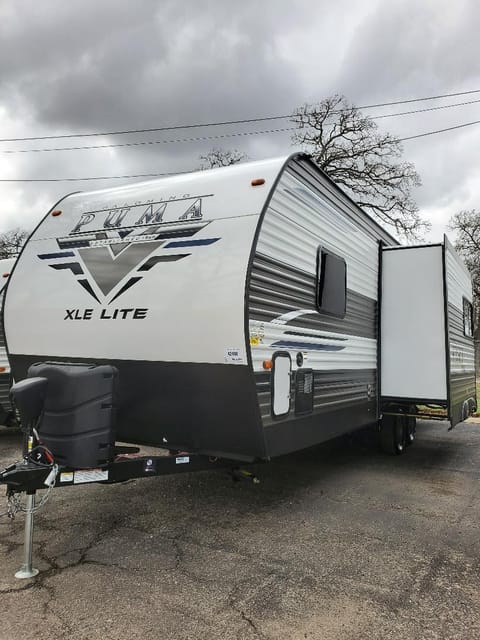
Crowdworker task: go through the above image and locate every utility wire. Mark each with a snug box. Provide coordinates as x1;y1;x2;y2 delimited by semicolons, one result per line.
357;88;480;109
0;126;297;154
0;172;181;182
399;118;480;141
4;98;480;154
0;88;479;143
3;115;480;182
373;97;480;119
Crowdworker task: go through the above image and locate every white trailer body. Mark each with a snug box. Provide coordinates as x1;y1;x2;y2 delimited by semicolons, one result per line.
381;240;476;425
3;154;476;461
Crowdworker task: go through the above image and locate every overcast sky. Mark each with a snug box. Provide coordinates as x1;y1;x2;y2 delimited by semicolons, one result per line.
0;0;479;241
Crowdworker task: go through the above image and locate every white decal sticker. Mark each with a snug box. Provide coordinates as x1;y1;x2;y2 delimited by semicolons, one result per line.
224;348;244;363
175;456;190;465
73;469;109;484
60;471;74;483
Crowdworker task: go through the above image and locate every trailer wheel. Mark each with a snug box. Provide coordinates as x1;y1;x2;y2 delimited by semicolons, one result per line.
405;416;416;447
380;416;406;455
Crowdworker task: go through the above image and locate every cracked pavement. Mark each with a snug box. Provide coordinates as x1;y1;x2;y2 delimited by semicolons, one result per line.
1;419;480;639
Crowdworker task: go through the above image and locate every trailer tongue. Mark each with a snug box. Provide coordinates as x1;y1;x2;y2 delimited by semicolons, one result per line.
1;362;249;579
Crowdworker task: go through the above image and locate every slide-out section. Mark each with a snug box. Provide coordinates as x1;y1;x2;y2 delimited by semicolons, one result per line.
381;240;476;426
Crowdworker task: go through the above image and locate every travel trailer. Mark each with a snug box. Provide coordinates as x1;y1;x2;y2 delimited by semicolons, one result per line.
0;153;475;577
0;257;15;426
2;153;476;459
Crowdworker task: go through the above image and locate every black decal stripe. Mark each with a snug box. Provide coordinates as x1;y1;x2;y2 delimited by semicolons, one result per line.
50;262;83;275
283;330;347;341
154;227;203;240
109;277;143;303
165;238;219;248
57;239;91;249
138;254;189;270
270;341;345;352
77;279;101;303
38;251;75;259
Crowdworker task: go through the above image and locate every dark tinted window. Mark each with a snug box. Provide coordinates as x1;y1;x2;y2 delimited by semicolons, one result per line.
316;249;347;317
463;297;474;337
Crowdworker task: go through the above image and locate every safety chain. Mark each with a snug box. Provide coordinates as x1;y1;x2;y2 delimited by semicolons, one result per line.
0;464;59;520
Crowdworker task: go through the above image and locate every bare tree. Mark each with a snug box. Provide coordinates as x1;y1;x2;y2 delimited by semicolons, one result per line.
291;95;426;238
449;210;480;368
0;228;29;259
199;148;248;170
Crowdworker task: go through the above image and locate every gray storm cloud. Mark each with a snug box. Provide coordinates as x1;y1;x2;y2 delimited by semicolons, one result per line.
0;0;479;238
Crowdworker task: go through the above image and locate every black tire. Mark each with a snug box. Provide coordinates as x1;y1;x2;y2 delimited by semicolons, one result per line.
380;415;407;455
405;416;416;447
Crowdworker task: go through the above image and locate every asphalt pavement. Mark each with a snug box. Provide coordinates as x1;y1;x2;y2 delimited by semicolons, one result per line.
1;419;480;640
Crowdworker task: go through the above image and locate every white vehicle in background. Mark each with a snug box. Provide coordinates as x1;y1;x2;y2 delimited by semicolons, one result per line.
0;257;15;426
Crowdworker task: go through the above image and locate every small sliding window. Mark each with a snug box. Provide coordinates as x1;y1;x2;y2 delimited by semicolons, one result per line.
463;297;474;337
316;248;347;318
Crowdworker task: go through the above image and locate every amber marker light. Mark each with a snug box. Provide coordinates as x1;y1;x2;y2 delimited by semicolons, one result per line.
51;210;62;217
0;367;6;373
262;360;273;370
251;178;265;186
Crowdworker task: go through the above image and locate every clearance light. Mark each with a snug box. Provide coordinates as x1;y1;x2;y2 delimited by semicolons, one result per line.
262;360;273;370
0;367;6;373
51;210;62;217
2;272;9;278
251;178;265;186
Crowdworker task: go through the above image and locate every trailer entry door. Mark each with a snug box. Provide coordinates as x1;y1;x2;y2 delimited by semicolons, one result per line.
272;353;291;417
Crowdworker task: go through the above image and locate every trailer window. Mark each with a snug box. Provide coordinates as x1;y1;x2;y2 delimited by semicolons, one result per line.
463;297;474;337
316;249;347;318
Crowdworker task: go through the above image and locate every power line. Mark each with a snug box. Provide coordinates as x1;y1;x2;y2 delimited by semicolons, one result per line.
0;171;181;183
0;126;297;154
399;118;480;141
4;97;480;155
0;88;479;143
373;97;480;119
3;116;480;183
358;88;480;109
0;115;291;143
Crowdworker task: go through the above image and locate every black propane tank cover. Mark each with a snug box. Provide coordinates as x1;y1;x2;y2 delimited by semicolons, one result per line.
27;362;118;469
